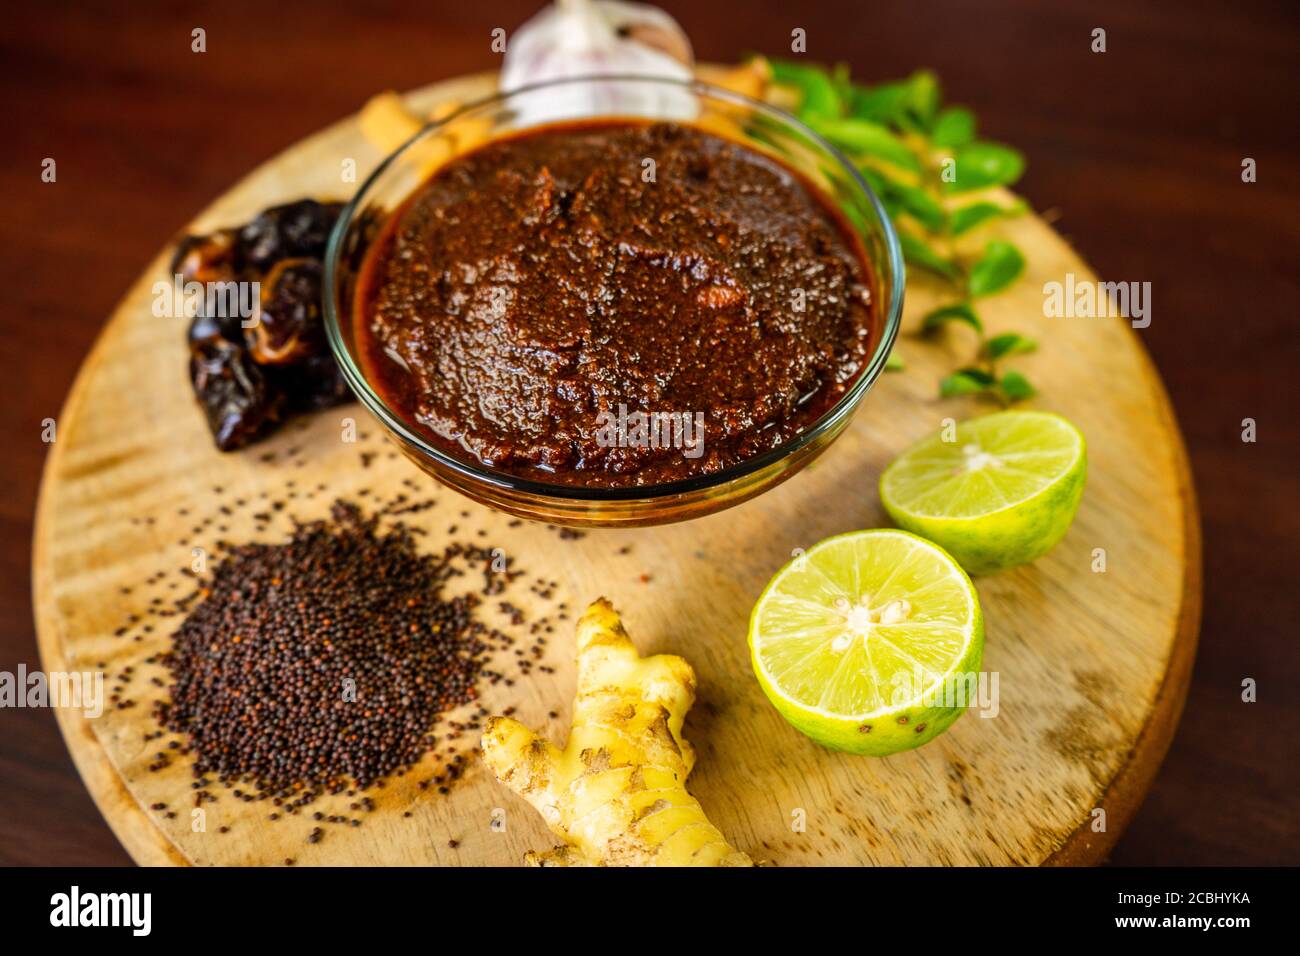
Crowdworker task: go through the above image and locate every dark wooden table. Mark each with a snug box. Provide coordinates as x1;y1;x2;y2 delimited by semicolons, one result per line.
2;0;1296;866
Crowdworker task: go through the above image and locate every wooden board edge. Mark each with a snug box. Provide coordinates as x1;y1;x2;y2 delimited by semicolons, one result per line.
1044;334;1203;865
32;315;192;867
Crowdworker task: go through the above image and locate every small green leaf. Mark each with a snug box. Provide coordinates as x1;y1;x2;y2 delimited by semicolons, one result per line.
770;60;843;121
945;141;1026;192
891;181;945;231
899;231;959;279
957;366;997;385
856;165;887;194
931;106;975;148
811;117;921;171
999;370;1037;400
849;81;911;126
983;332;1037;359
949;201;1008;236
968;240;1026;297
940;368;996;397
864;165;945;230
922;304;983;335
885;351;906;371
905;70;942;129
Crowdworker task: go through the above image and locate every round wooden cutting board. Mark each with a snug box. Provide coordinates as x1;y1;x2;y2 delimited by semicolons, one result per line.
33;72;1200;867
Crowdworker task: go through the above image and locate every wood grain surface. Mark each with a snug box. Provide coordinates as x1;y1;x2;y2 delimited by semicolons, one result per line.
32;72;1198;866
4;0;1296;867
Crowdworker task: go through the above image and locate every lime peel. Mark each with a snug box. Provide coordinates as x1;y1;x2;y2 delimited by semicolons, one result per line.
749;529;984;755
880;410;1086;572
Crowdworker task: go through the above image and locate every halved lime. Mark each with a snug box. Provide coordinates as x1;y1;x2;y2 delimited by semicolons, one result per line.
749;529;984;756
880;410;1086;574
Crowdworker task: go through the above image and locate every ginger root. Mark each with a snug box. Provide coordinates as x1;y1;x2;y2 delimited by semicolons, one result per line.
481;599;752;867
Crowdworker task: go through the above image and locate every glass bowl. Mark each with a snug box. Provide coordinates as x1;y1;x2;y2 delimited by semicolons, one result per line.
325;75;904;527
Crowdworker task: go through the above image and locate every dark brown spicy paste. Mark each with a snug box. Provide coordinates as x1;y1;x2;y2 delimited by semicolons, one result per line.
355;120;877;487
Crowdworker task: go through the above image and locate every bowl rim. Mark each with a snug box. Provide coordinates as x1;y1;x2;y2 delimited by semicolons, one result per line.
324;73;905;503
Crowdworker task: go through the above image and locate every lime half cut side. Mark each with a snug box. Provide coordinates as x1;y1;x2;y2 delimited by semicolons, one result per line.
880;410;1087;574
749;529;984;756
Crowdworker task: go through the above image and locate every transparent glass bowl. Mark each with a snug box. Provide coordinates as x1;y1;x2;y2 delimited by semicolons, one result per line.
325;75;903;527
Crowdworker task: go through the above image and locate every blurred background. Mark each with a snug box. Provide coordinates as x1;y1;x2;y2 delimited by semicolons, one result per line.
1;0;1296;865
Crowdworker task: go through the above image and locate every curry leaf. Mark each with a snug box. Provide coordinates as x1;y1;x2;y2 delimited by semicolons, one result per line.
944;141;1026;192
931;106;976;148
765;61;1042;401
905;70;942;129
999;370;1037;400
899;231;959;280
812;117;921;172
983;332;1037;359
864;165;945;230
940;368;996;397
949;201;1011;236
922;304;983;335
968;240;1026;297
770;60;844;121
849;80;911;125
891;181;945;231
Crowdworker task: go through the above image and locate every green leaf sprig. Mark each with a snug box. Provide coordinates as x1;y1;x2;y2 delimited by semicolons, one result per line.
768;60;1036;401
923;294;1038;404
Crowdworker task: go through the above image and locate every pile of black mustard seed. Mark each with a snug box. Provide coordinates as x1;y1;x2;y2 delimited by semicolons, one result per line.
156;500;497;797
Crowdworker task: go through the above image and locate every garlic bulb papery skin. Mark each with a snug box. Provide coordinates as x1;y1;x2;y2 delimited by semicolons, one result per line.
501;0;699;124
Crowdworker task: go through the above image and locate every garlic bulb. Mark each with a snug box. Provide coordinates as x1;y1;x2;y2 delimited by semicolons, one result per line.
501;0;698;123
